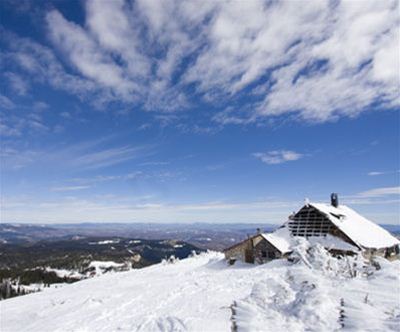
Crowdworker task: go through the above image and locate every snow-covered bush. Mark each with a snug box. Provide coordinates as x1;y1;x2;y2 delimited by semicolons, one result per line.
288;239;374;278
161;255;180;265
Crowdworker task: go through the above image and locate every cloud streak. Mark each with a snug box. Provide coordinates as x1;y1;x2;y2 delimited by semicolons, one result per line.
356;186;400;198
50;185;91;192
368;170;400;176
1;0;398;123
2;193;399;224
1;138;152;172
253;150;304;165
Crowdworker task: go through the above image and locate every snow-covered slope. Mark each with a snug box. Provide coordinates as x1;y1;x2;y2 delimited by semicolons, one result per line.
1;248;399;332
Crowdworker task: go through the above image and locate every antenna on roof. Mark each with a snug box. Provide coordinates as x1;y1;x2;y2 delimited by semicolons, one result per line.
304;198;310;206
331;193;339;207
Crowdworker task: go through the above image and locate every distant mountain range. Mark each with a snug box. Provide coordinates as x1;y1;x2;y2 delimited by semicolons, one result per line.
0;222;280;250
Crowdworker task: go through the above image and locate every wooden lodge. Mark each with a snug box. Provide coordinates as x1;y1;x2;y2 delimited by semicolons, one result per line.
224;194;400;264
224;230;290;265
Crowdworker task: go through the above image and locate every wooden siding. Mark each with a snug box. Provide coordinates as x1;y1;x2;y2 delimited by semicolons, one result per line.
224;237;253;263
253;238;282;264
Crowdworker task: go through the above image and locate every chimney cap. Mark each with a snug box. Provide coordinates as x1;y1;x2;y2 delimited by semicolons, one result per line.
331;193;339;207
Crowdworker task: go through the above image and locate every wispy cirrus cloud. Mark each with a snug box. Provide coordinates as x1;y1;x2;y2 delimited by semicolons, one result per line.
67;170;178;187
1;0;398;123
368;170;400;176
0;30;98;103
368;171;385;176
0;94;15;110
1;138;153;172
0;109;49;138
4;72;29;96
253;150;304;165
139;161;170;167
69;145;147;170
356;186;400;198
46;9;139;102
50;185;91;192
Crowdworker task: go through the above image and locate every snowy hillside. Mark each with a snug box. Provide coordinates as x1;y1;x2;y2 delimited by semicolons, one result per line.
1;246;399;332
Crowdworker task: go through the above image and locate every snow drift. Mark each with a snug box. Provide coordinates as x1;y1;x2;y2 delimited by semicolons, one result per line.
1;246;399;332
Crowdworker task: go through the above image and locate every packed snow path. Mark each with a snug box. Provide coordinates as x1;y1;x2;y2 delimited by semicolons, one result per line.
1;251;399;332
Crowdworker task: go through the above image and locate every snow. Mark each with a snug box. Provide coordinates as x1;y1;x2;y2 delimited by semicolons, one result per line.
233;243;400;331
1;249;399;332
307;234;359;252
45;262;129;279
196;237;212;242
97;240;120;245
45;267;83;279
262;224;359;254
311;203;400;249
262;226;292;253
88;261;125;275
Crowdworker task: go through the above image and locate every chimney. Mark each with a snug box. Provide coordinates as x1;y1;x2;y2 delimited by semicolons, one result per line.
331;193;339;207
256;228;261;234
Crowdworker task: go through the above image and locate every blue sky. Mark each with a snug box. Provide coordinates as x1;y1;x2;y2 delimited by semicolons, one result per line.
1;0;399;224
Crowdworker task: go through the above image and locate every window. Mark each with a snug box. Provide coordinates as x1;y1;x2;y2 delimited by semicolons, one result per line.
261;251;267;258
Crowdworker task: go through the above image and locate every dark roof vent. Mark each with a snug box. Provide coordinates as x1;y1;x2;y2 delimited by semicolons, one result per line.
331;193;339;207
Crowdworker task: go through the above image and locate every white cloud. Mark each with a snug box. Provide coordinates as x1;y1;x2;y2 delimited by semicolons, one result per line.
368;171;385;176
46;10;136;100
2;194;399;224
0;94;15;109
0;195;298;224
139;161;170;166
0;106;50;138
1;138;152;171
50;185;91;192
0;122;21;137
75;170;176;185
253;150;304;165
1;31;97;100
200;0;400;122
4;72;29;95
69;145;146;170
2;0;399;122
33;101;49;111
86;0;149;79
368;170;400;176
357;186;400;198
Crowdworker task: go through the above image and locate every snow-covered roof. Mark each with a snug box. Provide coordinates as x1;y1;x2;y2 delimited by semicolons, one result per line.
309;203;400;250
261;227;292;254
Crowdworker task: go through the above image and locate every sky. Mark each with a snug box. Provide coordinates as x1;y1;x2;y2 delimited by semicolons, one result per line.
0;0;399;224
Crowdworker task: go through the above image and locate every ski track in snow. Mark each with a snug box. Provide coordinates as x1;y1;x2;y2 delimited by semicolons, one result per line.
1;252;399;332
